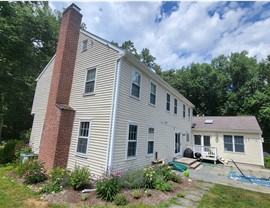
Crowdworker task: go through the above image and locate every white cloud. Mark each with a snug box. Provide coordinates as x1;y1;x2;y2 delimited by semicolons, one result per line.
50;1;270;70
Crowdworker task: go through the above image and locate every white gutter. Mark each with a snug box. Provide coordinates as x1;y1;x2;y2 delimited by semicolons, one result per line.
107;55;123;173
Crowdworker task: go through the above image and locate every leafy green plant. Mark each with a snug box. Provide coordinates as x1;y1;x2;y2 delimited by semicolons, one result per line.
114;193;128;206
0;140;23;164
81;193;89;201
155;175;173;192
144;189;152;197
69;165;90;190
39;179;62;194
15;143;32;158
21;160;47;184
132;189;142;199
96;174;120;202
177;193;185;198
171;173;182;183
143;166;156;189
183;170;189;177
264;156;270;169
154;165;173;181
120;169;144;189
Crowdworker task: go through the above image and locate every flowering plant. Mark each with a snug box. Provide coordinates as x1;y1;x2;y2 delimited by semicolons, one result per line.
15;143;32;158
21;160;47;184
144;166;156;189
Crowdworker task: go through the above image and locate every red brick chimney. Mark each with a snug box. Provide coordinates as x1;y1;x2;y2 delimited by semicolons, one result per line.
38;4;82;169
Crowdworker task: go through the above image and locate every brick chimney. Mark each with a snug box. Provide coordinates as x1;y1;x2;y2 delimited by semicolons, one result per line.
38;4;82;169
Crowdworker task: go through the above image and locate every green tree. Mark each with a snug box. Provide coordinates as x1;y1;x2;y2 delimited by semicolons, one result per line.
0;1;60;141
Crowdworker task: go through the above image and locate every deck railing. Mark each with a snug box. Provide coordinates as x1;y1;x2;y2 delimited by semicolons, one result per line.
187;145;218;161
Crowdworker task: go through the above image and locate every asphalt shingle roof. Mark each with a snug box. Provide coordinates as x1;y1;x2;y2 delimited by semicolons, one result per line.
192;116;262;133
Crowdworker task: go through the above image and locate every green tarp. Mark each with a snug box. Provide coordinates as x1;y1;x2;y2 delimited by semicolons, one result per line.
168;161;187;172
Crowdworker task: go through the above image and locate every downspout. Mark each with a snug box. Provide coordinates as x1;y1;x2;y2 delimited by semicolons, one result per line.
107;55;123;174
260;134;264;167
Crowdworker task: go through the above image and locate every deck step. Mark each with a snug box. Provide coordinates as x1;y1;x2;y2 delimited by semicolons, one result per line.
195;164;203;170
174;157;197;166
189;161;201;169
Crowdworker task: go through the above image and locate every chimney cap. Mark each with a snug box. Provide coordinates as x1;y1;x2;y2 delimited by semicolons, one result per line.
63;3;81;14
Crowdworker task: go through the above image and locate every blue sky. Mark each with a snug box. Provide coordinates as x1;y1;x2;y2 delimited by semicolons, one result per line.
49;1;270;70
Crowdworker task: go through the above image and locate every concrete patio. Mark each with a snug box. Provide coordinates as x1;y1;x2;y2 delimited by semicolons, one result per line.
187;162;270;194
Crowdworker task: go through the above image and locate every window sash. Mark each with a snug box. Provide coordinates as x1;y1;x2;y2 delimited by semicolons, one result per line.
76;121;90;154
127;125;137;157
131;70;141;98
147;141;154;154
183;104;186;117
166;93;170;111
186;132;190;142
85;68;96;94
174;99;177;114
224;135;244;152
150;82;156;105
203;136;211;147
188;108;191;118
147;128;154;155
82;40;88;51
194;135;201;145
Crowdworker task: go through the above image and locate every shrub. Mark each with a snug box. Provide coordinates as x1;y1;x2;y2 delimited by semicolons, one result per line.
121;169;144;189
81;193;89;201
96;174;120;202
15;143;32;158
155;175;173;192
0;140;23;164
132;189;142;199
19;128;32;143
144;189;152;197
264;157;270;169
22;160;47;184
177;193;185;198
154;165;173;181
114;193;128;206
39;180;62;194
171;173;182;183
50;167;69;185
143;166;156;189
69;165;90;190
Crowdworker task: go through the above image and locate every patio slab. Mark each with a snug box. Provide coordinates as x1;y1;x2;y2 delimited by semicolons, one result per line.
188;164;270;194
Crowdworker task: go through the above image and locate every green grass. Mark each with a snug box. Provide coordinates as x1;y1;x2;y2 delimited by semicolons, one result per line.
197;184;270;208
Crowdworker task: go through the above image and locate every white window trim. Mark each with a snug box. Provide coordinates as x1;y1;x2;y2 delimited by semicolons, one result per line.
175;131;182;156
81;39;88;52
149;81;156;106
126;122;139;160
186;131;190;143
130;68;141;100
75;120;92;157
146;127;155;156
166;92;171;112
83;67;97;96
174;98;178;115
224;135;245;154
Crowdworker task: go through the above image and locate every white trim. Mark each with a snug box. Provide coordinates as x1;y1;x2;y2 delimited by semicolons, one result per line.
126;122;139;159
75;119;92;157
83;66;98;96
130;68;142;100
149;80;157;106
259;134;264;166
146;127;155;156
107;57;123;171
80;29;124;54
35;54;56;81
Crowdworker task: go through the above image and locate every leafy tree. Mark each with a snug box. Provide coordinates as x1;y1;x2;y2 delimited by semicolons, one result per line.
0;1;60;141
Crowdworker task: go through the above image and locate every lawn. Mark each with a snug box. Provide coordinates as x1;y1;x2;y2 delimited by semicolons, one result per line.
197;184;270;208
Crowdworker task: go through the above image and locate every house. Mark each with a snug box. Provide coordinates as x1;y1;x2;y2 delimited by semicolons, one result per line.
190;116;264;167
29;4;194;176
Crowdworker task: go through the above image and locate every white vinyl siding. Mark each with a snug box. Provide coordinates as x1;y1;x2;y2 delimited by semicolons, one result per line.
67;32;120;176
84;68;96;94
224;135;244;153
166;93;170;111
147;127;154;155
30;57;54;154
76;121;91;155
149;82;156;105
130;69;141;98
127;124;138;158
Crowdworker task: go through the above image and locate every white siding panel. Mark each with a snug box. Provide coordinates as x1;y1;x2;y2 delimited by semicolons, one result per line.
67;33;119;176
112;59;193;172
30;58;54;153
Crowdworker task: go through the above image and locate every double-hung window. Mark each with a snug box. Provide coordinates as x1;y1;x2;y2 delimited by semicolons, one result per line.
186;132;190;142
76;121;91;155
147;128;154;155
166;93;170;111
81;39;88;52
149;82;156;105
84;68;96;94
194;135;201;145
188;108;191;119
174;98;177;114
131;70;141;98
183;104;186;118
127;124;138;158
224;135;244;153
